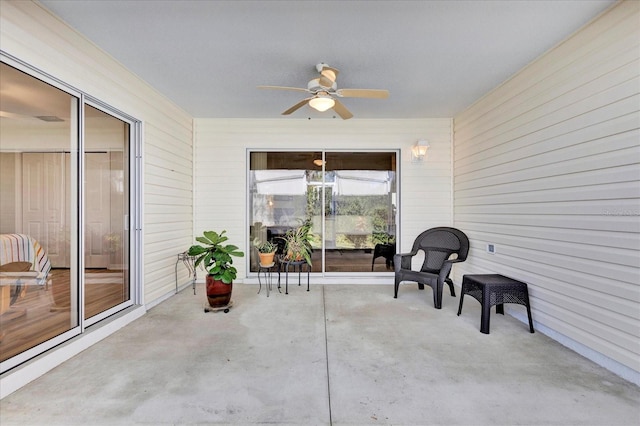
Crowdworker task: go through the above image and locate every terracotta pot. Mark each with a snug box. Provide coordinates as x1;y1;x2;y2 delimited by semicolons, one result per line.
286;250;304;262
205;275;232;308
258;251;276;266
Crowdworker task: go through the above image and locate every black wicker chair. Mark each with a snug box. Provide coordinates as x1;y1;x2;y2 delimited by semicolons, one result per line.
371;242;396;271
393;227;469;309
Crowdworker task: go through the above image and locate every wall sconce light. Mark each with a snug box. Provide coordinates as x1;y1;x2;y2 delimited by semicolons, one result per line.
411;139;430;162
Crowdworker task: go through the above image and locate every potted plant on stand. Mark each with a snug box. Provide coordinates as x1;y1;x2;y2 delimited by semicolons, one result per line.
255;239;277;267
278;222;314;294
281;222;314;266
188;230;244;309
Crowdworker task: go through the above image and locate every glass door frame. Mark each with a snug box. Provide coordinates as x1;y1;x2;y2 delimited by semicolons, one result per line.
246;148;400;277
0;54;83;372
0;52;142;372
82;97;140;328
322;149;398;277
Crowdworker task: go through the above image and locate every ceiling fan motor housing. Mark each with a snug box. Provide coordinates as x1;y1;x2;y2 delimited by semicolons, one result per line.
308;78;336;92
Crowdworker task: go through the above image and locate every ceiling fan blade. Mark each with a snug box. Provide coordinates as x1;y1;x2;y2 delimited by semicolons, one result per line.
335;88;389;99
282;97;314;115
258;85;310;93
316;62;340;87
319;75;334;88
332;99;353;120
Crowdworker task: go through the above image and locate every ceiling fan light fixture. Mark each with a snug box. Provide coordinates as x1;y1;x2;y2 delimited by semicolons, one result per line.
309;95;335;112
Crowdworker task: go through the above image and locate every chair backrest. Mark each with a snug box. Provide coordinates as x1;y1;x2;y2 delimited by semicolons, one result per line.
411;227;469;273
0;233;51;276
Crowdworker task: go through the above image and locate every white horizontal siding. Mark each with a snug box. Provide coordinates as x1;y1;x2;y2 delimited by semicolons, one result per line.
194;118;453;279
453;0;640;382
1;1;194;305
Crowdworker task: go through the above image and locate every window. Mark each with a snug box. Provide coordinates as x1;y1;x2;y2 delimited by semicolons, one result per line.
248;151;397;274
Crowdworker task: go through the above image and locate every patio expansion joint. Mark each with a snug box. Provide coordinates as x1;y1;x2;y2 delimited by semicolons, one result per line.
322;285;333;426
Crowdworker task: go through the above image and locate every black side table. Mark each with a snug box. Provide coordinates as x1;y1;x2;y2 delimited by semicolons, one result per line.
457;274;534;334
281;259;310;294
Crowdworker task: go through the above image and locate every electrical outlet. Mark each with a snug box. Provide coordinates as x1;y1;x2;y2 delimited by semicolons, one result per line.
487;243;496;254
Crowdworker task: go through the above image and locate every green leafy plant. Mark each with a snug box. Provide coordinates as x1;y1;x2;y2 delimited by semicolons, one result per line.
254;239;277;254
281;222;313;265
188;230;245;284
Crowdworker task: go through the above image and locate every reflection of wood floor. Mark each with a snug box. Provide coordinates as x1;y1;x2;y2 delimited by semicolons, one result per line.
0;268;126;362
251;249;394;273
324;249;394;272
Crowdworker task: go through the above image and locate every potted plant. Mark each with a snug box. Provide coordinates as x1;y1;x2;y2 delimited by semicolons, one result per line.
188;230;244;308
255;239;277;266
281;222;313;266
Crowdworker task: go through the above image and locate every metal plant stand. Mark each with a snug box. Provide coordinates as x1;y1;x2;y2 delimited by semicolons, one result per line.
258;262;281;297
282;259;310;294
175;251;198;295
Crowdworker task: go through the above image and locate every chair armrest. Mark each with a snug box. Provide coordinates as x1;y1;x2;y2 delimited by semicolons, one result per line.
0;271;40;278
0;271;43;285
394;251;417;271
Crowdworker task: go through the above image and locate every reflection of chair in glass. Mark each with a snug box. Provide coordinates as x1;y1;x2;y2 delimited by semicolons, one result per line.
393;227;469;309
0;234;52;318
371;243;395;271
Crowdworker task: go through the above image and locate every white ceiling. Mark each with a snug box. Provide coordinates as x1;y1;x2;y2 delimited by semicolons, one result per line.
39;0;614;120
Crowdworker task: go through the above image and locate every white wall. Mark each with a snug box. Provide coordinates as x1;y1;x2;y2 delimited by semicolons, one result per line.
194;118;453;281
1;0;194;396
0;1;194;305
453;0;639;384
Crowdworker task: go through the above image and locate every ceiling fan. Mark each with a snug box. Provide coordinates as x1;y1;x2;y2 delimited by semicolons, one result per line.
258;63;389;120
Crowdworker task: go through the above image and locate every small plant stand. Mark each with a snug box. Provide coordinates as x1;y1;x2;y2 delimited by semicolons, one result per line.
258;262;280;297
281;259;310;294
175;251;198;295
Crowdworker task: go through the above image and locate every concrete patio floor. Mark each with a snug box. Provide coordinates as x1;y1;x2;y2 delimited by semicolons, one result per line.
1;282;639;425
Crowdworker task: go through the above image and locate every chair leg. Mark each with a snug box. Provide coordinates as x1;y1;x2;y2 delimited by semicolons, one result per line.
394;278;400;298
524;291;535;333
445;277;456;297
432;291;441;309
418;283;424;290
526;304;535;333
433;282;443;309
457;292;465;315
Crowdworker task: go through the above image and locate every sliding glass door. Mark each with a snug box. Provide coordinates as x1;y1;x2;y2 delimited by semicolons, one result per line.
249;152;323;272
0;62;80;365
0;58;137;372
324;152;397;273
84;105;131;322
248;151;397;274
